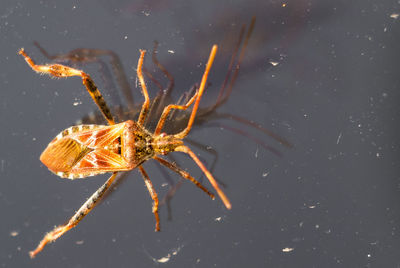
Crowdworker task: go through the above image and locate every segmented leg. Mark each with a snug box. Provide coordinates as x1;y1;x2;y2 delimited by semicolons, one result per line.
138;166;160;232
33;42;135;109
154;90;198;135
175;145;231;210
29;172;118;258
18;48;115;125
154;156;215;199
152;45;231;209
168;84;198;121
154;45;218;139
136;50;150;126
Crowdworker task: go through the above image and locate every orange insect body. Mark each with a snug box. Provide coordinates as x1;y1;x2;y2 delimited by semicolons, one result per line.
41;120;183;179
19;45;231;258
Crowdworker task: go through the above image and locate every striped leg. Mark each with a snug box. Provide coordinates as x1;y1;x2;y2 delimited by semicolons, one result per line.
18;48;115;125
154;90;198;135
138;166;160;232
154;156;215;199
33;41;135;109
29;172;118;258
174;45;217;139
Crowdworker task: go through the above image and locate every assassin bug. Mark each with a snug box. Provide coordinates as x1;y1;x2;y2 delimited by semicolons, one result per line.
19;45;230;258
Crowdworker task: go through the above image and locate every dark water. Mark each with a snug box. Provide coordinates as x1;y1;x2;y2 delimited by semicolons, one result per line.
1;0;400;267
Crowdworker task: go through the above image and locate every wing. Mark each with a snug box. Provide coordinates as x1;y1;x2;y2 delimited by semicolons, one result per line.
40;122;132;179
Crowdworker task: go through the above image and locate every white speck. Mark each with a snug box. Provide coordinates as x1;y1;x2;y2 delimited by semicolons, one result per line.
262;171;269;178
255;147;259;158
215;216;222;222
390;13;399;19
76;240;84;245
309;205;316;209
73;100;82;106
144;245;184;264
10;231;19;237
336;132;342;144
269;61;279;66
282;247;294;252
161;183;169;187
142;10;150;16
376;152;380;158
157;257;170;263
124;35;128;40
168;50;175;54
367;253;371;258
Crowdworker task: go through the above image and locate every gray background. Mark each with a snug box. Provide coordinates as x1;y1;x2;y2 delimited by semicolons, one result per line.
1;0;400;267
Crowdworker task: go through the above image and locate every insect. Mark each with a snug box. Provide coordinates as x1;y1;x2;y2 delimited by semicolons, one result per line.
19;44;231;258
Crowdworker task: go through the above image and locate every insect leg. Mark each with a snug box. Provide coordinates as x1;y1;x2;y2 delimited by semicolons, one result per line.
154;156;215;199
18;48;115;125
34;42;135;109
166;84;198;123
175;145;231;210
29;172;118;258
173;45;218;139
154;90;198;135
136;50;150;126
138;166;160;232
